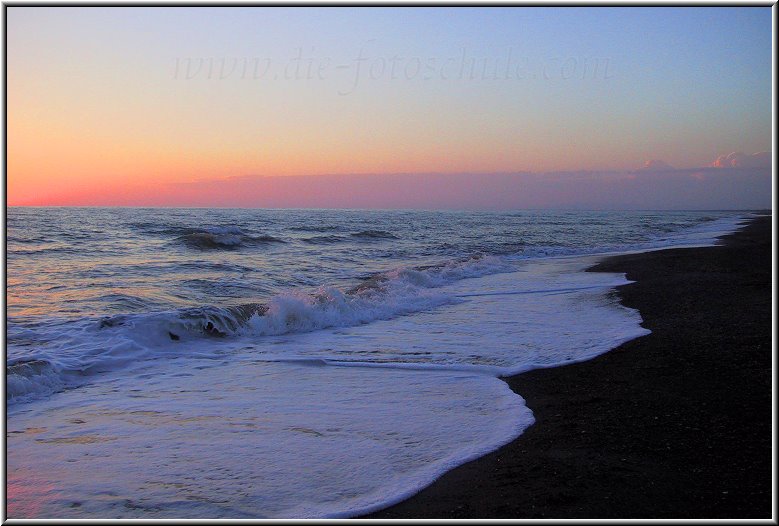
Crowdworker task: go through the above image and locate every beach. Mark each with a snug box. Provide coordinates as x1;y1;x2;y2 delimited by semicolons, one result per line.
5;4;773;520
6;211;768;518
367;215;772;519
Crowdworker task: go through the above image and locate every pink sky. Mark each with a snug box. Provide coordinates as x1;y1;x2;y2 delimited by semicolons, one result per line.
16;167;770;210
6;7;772;209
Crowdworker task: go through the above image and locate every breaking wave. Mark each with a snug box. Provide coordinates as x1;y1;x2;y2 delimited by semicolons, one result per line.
174;226;284;249
6;254;513;403
6;359;65;402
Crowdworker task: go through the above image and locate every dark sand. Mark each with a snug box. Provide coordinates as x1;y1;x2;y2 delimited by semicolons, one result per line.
367;215;772;519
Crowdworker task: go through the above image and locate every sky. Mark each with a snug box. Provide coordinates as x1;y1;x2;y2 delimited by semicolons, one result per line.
5;6;773;209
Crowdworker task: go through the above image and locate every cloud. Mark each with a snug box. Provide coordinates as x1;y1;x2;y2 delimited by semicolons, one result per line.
639;159;675;172
711;151;771;169
28;170;771;210
148;170;769;210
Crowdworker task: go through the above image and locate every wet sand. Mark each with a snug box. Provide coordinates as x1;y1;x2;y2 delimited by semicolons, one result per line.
366;215;771;518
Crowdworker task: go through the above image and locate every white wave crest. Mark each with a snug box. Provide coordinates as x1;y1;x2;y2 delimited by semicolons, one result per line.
6;255;514;404
6;360;65;401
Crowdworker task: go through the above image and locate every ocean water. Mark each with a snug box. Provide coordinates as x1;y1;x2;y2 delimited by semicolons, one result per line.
5;208;748;518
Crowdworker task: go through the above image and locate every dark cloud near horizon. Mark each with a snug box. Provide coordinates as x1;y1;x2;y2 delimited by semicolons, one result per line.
160;167;770;210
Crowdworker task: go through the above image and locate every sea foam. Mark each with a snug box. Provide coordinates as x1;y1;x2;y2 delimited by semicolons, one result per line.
7;255;644;518
6;254;513;402
5;211;748;518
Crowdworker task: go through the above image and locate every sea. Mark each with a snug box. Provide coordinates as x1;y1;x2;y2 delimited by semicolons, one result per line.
4;207;751;518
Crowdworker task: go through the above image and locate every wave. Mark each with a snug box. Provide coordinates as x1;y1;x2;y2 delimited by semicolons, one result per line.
6;359;66;402
6;235;52;244
97;302;267;339
350;230;399;240
6;254;513;403
91;293;166;312
7;243;84;256
6;213;746;406
289;224;341;233
300;230;399;245
129;222;285;249
301;235;348;244
174;227;285;249
113;254;511;340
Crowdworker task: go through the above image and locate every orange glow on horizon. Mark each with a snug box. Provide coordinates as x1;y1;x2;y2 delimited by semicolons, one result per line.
5;7;771;208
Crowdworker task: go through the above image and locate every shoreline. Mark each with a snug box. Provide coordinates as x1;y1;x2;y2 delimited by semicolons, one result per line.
366;215;771;519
